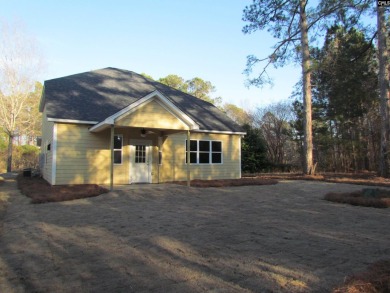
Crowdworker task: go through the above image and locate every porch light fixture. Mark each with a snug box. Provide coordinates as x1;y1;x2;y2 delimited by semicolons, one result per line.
140;128;155;137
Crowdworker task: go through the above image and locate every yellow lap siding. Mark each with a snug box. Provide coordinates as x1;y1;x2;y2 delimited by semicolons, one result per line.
55;124;160;185
54;123;241;185
116;99;188;130
55;124;111;185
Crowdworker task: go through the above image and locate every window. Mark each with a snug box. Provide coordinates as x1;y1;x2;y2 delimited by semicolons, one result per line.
114;135;123;164
211;141;222;163
185;140;197;164
185;140;222;164
135;145;146;163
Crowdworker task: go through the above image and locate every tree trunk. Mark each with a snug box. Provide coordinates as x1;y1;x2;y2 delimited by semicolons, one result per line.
377;5;390;177
300;0;314;174
7;134;13;172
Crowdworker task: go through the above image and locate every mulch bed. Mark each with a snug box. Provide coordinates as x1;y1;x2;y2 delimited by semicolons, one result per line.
332;260;390;293
252;172;390;187
17;174;108;204
170;178;278;187
324;189;390;208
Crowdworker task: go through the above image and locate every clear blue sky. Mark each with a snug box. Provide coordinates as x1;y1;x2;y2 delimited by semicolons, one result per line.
1;0;301;109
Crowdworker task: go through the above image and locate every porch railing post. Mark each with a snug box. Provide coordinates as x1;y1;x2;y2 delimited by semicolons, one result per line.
110;124;114;191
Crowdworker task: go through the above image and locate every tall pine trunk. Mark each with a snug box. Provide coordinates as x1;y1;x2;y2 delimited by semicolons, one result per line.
377;5;390;177
300;0;314;174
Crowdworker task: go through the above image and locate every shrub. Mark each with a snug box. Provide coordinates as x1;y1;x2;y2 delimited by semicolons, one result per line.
13;145;40;170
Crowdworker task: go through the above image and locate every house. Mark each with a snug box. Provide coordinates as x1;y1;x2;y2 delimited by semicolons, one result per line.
39;68;245;187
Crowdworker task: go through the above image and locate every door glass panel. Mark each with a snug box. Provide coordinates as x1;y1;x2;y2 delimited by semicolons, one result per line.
135;145;146;163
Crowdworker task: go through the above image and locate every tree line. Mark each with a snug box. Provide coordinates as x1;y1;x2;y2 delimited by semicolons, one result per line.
242;0;389;176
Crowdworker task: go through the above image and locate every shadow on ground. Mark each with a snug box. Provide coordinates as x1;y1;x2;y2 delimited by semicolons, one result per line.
0;179;389;292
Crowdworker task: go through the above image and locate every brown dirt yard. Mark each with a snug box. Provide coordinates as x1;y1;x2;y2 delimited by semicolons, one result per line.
0;177;389;293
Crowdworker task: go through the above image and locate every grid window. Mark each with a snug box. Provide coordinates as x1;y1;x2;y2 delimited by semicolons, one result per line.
135;145;146;163
185;140;222;164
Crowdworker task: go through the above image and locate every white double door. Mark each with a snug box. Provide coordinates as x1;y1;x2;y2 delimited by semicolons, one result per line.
129;140;152;183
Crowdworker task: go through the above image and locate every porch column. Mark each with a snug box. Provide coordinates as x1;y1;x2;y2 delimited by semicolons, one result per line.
157;136;162;184
110;124;114;191
186;130;191;187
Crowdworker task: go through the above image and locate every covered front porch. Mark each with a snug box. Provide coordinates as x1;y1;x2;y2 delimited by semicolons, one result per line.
89;90;199;190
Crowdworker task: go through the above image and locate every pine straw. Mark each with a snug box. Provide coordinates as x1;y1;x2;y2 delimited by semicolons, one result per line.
253;172;390;187
332;260;390;293
324;190;390;208
17;174;109;204
170;178;278;187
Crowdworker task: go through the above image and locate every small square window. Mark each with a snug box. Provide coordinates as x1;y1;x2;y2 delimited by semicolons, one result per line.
199;153;210;164
212;153;222;164
114;151;122;164
212;141;222;152
199;141;210;152
114;136;122;149
187;140;197;151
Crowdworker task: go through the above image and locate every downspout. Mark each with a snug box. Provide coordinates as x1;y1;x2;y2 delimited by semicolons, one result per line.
110;124;114;191
186;130;191;187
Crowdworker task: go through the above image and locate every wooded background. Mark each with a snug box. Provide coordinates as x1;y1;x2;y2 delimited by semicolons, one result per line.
1;1;389;177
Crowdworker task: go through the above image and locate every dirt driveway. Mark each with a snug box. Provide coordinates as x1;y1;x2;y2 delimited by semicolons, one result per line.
0;178;389;293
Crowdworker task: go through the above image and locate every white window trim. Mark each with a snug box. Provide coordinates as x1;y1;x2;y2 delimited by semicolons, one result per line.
185;139;223;165
114;134;123;165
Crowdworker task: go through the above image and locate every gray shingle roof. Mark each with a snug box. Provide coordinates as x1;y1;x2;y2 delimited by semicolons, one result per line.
42;67;244;133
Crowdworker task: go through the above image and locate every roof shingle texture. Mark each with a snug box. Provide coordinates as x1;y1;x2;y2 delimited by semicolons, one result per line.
43;67;243;133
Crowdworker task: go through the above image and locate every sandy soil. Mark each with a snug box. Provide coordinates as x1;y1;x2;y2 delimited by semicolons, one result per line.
0;178;389;292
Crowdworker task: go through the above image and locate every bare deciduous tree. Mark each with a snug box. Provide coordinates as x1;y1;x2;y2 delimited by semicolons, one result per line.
0;20;44;171
253;102;298;166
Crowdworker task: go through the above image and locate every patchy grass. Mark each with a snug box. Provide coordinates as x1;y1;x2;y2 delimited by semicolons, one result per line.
324;189;390;208
170;178;278;188
17;174;109;204
332;260;390;293
252;172;390;187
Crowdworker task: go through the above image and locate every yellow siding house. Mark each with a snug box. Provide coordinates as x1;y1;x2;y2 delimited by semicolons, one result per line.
39;68;245;187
